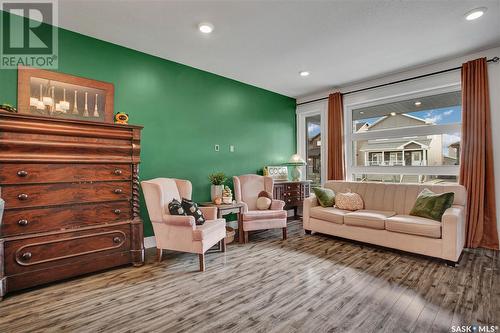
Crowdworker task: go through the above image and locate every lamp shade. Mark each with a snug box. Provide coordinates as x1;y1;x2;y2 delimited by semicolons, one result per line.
288;154;306;166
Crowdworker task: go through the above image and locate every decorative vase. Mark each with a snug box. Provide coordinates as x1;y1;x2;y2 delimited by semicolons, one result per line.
210;185;224;202
290;165;302;181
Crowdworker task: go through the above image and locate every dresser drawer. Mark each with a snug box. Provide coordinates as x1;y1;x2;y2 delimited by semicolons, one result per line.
284;183;302;191
284;196;303;206
283;190;301;197
0;163;131;185
1;201;131;237
1;181;131;209
4;224;131;275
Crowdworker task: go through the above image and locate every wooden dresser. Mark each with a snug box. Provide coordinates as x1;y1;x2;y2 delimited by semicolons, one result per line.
273;181;311;216
0;112;144;299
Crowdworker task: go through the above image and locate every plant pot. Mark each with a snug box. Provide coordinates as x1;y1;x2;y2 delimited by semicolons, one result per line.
210;185;224;202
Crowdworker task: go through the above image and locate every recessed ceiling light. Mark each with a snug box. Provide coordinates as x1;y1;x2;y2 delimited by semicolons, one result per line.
414;101;422;106
390;112;397;116
299;71;310;77
465;7;486;21
198;22;214;34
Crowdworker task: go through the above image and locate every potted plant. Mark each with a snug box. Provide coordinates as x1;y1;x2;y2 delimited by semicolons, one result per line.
208;172;227;202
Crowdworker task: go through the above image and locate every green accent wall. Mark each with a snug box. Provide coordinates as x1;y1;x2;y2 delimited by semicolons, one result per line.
0;18;296;236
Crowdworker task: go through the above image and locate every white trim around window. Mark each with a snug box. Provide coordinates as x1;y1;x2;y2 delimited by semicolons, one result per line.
344;81;461;180
296;99;328;184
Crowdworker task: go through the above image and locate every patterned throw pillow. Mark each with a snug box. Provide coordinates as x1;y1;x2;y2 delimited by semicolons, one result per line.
312;187;335;207
410;188;454;221
168;198;186;216
335;192;364;211
181;198;206;225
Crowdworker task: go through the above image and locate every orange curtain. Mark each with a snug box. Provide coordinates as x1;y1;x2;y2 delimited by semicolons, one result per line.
460;57;499;249
327;92;345;180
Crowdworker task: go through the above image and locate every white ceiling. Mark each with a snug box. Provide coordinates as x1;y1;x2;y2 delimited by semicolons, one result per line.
56;0;500;98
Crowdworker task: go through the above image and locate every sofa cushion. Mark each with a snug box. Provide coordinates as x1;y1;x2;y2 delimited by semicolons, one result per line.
181;198;205;225
192;219;226;241
256;196;272;210
335;192;364;211
168;198;186;216
344;210;396;229
242;209;287;221
410;188;454;221
309;206;350;224
312;187;335;207
386;215;441;238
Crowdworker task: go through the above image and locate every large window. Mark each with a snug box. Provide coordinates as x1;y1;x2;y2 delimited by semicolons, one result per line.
296;100;327;186
346;88;461;184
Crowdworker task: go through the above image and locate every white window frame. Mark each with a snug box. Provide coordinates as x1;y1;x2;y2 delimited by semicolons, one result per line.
344;82;461;179
296;100;328;184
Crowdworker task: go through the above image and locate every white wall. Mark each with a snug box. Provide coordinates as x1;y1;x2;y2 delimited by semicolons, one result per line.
297;46;500;239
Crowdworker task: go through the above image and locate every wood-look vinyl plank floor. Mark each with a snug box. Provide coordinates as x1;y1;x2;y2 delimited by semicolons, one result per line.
0;219;499;333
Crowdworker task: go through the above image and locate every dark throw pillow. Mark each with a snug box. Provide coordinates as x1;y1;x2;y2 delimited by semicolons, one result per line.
181;198;206;225
410;188;455;222
168;198;186;216
312;187;335;207
258;190;273;200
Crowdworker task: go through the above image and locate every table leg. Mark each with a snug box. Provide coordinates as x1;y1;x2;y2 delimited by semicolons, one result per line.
237;212;244;244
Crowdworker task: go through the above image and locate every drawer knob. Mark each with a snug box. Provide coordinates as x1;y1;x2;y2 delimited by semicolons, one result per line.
17;170;28;177
21;252;32;261
18;219;29;226
113;237;121;244
114;209;121;215
114;169;123;175
18;193;29;201
114;188;123;194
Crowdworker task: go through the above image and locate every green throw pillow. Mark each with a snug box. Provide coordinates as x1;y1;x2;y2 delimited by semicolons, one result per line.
409;188;454;221
312;187;335;207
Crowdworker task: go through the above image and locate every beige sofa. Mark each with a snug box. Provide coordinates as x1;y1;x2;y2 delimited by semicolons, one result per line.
303;181;466;264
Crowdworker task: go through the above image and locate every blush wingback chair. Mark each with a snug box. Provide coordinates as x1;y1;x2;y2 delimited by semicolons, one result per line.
141;178;227;271
233;174;288;243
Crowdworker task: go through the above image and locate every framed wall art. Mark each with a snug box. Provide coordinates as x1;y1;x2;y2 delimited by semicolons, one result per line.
17;66;114;123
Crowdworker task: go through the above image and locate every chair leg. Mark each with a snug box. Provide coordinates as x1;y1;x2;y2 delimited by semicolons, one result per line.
244;231;249;244
220;238;226;252
157;248;163;263
282;227;287;240
199;253;205;272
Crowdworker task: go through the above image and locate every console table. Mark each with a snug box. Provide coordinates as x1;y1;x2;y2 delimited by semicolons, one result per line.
273;180;311;217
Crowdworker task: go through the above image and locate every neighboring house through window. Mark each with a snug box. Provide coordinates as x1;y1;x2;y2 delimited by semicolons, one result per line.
345;81;462;184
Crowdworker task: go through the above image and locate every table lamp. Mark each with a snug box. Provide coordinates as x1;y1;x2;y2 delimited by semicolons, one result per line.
287;154;306;181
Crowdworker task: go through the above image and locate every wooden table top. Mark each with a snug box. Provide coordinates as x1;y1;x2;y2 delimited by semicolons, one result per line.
199;202;245;209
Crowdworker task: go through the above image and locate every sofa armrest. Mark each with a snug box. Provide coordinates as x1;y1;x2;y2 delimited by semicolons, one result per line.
303;195;318;230
441;205;465;262
270;200;285;211
199;206;217;220
161;214;196;229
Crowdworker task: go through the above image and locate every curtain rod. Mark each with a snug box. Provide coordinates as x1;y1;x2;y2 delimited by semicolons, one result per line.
296;56;500;106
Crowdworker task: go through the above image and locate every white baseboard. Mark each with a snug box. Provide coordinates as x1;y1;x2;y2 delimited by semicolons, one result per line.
144;236;156;249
